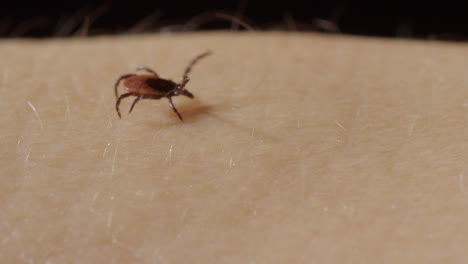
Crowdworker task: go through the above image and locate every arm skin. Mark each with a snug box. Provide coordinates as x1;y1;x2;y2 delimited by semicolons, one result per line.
0;32;467;263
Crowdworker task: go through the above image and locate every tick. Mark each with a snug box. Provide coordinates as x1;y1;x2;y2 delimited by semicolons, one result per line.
114;51;211;121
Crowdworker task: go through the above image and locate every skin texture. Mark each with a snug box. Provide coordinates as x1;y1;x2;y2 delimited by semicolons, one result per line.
0;32;467;263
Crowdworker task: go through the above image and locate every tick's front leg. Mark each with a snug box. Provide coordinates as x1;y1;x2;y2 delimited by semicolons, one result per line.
167;97;183;122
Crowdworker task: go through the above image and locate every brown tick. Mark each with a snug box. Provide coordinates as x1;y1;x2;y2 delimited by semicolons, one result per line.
114;51;211;121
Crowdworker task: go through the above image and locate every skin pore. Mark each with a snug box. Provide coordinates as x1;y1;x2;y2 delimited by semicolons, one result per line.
1;32;467;263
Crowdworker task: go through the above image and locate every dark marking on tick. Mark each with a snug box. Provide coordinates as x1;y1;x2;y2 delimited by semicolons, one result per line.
114;51;211;122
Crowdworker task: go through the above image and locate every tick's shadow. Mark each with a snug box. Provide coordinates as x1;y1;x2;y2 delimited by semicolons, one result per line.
175;102;214;123
143;100;280;142
144;100;217;128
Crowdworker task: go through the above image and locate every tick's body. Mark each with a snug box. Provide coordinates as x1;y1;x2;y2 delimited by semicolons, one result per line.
114;51;210;121
122;75;194;98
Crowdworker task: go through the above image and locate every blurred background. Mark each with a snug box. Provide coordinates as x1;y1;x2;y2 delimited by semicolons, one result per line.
1;0;468;40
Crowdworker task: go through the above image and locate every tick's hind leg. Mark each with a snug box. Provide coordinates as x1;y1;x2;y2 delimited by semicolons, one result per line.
129;96;142;114
136;66;159;77
114;74;136;98
167;97;183;122
116;92;136;118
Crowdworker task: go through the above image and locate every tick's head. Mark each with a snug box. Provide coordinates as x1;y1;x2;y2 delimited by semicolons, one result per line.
173;76;190;96
181;89;194;98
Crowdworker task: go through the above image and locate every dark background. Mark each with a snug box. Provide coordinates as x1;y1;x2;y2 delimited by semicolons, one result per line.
1;0;468;40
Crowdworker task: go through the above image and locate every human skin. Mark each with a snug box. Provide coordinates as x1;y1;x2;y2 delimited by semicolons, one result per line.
0;32;467;263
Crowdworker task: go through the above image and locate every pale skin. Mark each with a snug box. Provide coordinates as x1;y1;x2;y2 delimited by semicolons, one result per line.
0;32;467;263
